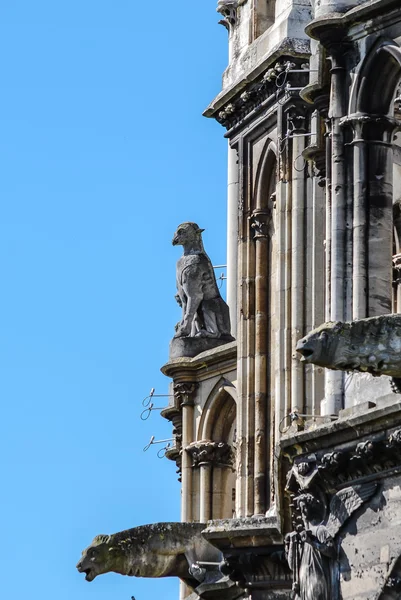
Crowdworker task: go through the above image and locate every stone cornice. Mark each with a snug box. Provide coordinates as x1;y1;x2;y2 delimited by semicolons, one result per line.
306;0;401;42
210;59;310;131
203;38;310;122
280;399;401;456
202;516;283;549
161;340;237;380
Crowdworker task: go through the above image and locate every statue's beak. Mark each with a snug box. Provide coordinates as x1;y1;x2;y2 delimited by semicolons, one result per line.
172;235;178;246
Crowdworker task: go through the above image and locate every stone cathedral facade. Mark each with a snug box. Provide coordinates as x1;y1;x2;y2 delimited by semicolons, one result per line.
76;0;401;598
160;0;401;599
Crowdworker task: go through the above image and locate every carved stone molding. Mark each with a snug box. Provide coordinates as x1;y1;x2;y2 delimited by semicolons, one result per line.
286;427;401;495
215;54;310;130
186;440;234;468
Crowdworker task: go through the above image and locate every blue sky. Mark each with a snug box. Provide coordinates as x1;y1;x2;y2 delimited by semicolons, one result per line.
0;3;228;600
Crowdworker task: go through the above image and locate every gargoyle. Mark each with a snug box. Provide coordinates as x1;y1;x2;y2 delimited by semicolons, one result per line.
172;222;233;341
296;315;401;386
286;483;377;600
76;522;220;590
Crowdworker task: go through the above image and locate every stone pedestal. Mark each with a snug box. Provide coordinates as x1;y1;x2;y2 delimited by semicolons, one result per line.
169;335;235;360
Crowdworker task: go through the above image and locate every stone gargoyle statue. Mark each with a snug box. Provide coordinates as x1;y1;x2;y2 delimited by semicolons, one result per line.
285;483;377;600
172;222;233;342
296;314;401;380
76;522;220;590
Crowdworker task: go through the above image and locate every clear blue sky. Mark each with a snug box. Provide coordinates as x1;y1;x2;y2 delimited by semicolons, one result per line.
0;3;228;600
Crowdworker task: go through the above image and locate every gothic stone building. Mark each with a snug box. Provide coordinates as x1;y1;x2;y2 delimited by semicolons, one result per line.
160;0;401;599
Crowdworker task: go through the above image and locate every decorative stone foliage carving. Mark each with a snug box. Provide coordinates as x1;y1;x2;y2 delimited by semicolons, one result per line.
174;382;198;406
286;428;401;498
186;440;234;468
214;53;310;130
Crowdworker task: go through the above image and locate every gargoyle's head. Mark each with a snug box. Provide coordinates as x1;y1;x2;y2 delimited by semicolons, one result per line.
172;222;205;247
296;321;352;370
76;535;115;582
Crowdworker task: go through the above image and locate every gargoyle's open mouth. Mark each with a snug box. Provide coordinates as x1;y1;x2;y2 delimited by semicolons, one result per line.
296;340;315;362
84;569;96;582
298;349;314;362
77;564;96;582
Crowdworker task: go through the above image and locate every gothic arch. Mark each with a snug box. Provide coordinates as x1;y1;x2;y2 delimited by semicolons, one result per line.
198;377;237;443
253;139;277;212
350;38;401;116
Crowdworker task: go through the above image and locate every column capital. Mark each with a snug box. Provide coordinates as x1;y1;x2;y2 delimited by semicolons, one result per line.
341;112;400;143
174;382;198;406
186;440;234;468
249;208;272;240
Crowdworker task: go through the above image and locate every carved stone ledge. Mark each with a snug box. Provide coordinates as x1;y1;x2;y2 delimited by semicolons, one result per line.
186;440;234;468
215;58;309;130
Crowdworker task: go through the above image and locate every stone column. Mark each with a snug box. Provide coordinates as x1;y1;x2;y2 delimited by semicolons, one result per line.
288;106;307;415
227;143;239;338
347;115;396;319
186;441;234;520
175;383;197;522
250;209;270;515
364;117;395;316
236;137;248;518
351;117;368;319
325;50;347;415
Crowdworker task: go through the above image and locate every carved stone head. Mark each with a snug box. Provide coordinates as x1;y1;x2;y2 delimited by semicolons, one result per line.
296;321;354;370
76;535;116;581
295;493;325;525
172;222;205;247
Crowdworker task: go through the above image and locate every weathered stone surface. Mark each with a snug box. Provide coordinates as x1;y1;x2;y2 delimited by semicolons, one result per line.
76;522;220;589
285;484;377;600
186;440;234;468
171;222;234;359
296;315;401;379
170;335;233;359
